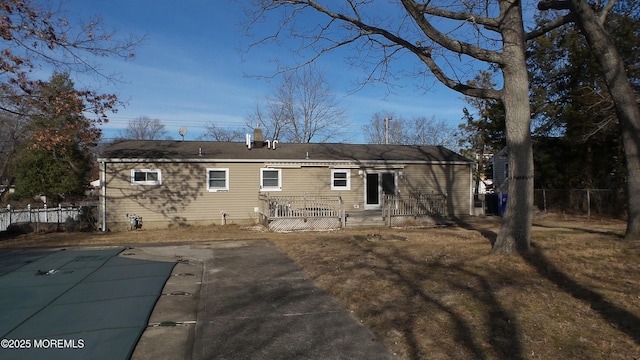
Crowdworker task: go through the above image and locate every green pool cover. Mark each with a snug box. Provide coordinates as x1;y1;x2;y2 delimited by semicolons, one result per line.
0;247;176;360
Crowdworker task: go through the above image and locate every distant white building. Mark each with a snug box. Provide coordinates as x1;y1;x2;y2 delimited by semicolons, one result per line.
491;147;509;194
490;147;509;215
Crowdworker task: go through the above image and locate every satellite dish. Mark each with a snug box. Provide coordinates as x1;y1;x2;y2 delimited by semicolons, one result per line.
179;127;187;141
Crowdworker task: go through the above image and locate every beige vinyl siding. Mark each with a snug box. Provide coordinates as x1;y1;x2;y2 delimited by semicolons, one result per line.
273;167;364;211
102;160;471;230
339;171;364;211
104;162;266;230
189;162;264;224
400;163;471;216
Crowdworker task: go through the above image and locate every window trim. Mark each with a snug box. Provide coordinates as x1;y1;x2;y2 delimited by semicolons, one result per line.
131;169;162;185
207;168;230;192
331;169;351;190
260;168;282;191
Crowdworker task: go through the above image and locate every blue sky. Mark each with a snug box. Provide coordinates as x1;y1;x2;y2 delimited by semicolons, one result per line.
65;0;470;143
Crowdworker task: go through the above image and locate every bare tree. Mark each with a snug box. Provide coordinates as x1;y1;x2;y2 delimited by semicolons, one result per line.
246;65;349;143
538;0;640;239
201;122;244;142
363;111;405;144
407;116;459;150
363;112;459;149
119;116;168;140
247;0;555;254
0;1;141;119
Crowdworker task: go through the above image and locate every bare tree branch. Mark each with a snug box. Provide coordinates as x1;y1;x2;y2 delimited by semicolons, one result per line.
246;0;540;252
527;13;575;40
599;0;617;25
249;1;503;99
246;65;349;143
118;116;168;140
415;2;500;31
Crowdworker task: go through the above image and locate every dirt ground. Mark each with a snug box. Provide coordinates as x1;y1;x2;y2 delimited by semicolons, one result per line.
1;214;639;359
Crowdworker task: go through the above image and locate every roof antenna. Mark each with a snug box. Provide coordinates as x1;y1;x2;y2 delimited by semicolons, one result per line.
179;127;187;141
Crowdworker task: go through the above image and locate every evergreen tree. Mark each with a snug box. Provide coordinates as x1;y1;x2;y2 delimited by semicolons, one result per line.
13;144;91;202
12;73;96;203
527;11;636;190
458;71;506;194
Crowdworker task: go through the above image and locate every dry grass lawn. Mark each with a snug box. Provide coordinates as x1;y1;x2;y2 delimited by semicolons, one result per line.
1;214;639;359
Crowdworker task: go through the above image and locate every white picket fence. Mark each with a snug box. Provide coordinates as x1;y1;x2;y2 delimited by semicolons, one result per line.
0;204;88;232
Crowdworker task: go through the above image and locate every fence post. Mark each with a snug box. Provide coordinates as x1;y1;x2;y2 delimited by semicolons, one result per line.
28;204;32;222
387;195;392;227
543;189;547;212
35;205;39;232
340;197;345;228
7;204;11;227
266;193;271;218
587;189;591;220
44;204;48;222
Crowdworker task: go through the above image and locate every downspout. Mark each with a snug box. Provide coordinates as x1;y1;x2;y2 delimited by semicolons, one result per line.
101;160;107;232
469;162;474;216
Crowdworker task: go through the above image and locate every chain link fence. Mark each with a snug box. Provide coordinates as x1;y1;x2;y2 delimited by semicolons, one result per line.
534;189;626;217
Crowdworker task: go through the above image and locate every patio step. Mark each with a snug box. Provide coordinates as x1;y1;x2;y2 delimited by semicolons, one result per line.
345;211;385;227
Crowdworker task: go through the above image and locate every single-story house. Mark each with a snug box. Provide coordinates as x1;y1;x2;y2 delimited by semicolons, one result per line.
97;131;473;231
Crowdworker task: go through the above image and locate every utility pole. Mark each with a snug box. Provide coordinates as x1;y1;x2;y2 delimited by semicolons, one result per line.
384;117;392;144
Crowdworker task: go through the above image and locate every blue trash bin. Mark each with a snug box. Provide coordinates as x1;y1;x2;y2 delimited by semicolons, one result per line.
499;194;508;216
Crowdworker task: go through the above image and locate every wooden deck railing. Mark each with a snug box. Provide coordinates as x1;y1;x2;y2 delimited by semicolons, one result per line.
383;193;447;226
257;194;345;231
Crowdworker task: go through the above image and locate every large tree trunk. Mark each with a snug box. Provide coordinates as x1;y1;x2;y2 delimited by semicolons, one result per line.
491;0;534;255
569;0;640;240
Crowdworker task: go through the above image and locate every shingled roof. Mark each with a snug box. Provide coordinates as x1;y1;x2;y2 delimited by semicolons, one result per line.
99;140;471;164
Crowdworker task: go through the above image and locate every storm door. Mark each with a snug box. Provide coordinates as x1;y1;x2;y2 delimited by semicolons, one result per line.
364;172;397;209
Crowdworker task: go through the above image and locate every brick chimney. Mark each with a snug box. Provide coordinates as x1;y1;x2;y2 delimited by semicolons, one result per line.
253;127;264;148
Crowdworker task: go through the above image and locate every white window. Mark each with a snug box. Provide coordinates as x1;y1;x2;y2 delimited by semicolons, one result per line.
131;169;161;185
331;169;351;190
260;169;281;191
207;168;229;192
504;163;509;179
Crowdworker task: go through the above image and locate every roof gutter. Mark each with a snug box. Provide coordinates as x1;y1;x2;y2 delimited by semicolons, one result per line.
96;158;472;165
